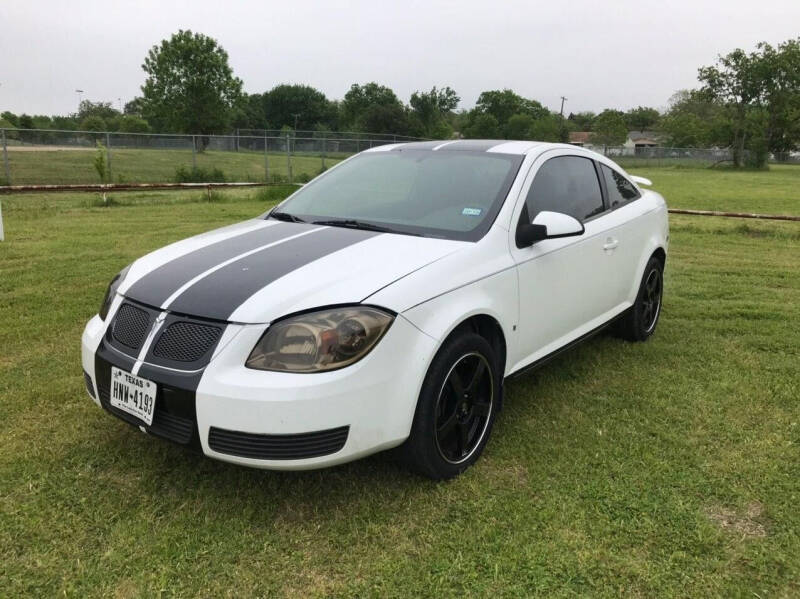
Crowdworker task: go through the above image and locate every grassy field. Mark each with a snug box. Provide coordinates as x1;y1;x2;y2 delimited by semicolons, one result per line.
0;167;798;596
3;147;342;185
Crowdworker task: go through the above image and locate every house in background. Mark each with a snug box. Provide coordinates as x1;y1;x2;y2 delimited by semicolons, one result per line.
568;131;593;147
569;130;662;155
624;130;660;152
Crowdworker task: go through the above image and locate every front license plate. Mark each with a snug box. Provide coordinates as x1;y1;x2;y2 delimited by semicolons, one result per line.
110;366;157;426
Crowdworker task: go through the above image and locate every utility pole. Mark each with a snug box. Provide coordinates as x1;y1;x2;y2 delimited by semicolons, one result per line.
559;96;568;143
292;113;300;133
76;89;84;113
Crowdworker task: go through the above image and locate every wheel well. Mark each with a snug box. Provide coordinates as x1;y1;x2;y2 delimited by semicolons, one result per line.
451;315;507;395
652;247;666;267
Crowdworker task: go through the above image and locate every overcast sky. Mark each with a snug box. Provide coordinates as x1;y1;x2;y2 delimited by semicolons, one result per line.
1;0;799;117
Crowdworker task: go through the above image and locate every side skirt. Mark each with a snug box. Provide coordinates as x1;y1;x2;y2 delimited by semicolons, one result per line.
505;309;629;381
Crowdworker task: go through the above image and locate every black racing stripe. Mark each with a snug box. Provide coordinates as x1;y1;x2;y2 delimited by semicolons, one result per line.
167;226;380;320
125;222;317;308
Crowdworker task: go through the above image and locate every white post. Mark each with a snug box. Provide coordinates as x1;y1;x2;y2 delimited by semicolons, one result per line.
0;200;4;241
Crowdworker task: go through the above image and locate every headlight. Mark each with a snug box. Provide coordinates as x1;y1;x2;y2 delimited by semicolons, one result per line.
246;306;394;373
99;265;131;321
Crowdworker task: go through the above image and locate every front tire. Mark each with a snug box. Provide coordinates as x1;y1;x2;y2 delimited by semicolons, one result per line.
398;332;500;480
614;255;664;342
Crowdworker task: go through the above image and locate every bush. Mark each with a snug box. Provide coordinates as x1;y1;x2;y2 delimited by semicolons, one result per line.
268;172;288;184
81;116;107;132
174;166;226;183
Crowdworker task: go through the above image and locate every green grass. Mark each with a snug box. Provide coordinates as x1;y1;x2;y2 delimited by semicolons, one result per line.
630;164;800;215
3;147;342;185
0;169;798;596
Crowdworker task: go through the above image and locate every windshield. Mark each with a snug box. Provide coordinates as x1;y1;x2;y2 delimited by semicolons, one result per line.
271;150;523;241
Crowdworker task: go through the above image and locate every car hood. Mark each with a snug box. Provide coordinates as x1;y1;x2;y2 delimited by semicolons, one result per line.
120;219;465;324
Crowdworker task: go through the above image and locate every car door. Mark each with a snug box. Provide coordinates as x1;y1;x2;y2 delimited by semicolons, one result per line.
509;151;621;370
596;162;654;304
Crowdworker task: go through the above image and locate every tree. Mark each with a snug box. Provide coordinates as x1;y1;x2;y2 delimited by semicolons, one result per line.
624;106;661;131
261;84;336;131
463;113;501;138
474;89;548;126
506;113;534;140
141;30;243;134
118;115;150;133
340;82;406;132
78;100;119;122
81;116;106;131
1;111;19;127
591;110;627;150
529;113;562;142
698;46;764;166
124;97;146;117
567;111;596;131
409;86;460;137
758;38;800;160
658;90;727;147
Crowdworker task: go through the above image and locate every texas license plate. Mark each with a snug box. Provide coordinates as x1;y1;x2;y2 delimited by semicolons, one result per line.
110;366;157;426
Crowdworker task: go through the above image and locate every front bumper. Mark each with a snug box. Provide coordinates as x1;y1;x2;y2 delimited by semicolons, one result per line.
81;308;437;470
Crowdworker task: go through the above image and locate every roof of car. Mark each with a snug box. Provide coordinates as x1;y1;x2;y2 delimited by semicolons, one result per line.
364;139;581;156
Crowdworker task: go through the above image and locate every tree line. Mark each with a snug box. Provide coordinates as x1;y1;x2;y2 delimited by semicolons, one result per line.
1;31;797;167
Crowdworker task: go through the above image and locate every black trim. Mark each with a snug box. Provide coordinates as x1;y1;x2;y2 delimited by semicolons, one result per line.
94;351;201;449
506;310;627;380
166;226;379;321
125;222;318;308
208;426;349;460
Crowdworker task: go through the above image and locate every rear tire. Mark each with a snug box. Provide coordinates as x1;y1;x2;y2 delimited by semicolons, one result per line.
397;332;500;480
614;255;664;342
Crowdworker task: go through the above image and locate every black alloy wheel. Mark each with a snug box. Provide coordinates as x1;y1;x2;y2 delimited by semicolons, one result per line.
434;352;494;464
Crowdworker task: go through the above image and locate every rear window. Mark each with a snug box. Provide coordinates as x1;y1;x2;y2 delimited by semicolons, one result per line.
601;165;641;208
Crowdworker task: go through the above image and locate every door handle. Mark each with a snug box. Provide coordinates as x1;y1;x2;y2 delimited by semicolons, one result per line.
603;237;619;251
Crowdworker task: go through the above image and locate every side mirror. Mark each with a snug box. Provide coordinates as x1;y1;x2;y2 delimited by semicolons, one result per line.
516;211;585;248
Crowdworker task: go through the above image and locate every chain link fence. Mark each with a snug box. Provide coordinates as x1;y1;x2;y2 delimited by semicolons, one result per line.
2;128;798;187
0;127;421;187
592;145;800;167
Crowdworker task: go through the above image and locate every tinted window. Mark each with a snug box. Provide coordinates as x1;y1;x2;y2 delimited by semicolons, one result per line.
523;156;604;222
274;150;523;241
601;165;641;208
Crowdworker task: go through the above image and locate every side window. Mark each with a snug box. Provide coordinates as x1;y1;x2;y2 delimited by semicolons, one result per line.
523;156;604;223
601;164;641;208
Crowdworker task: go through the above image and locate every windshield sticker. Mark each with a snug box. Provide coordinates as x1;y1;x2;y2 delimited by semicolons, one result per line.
462;207;482;216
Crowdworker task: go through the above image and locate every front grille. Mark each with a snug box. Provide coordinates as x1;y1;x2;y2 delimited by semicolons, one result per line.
208;426;349;460
112;303;152;350
97;374;195;445
152;321;222;362
83;370;95;399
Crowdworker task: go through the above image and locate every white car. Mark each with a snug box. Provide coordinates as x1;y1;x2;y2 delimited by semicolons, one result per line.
81;140;668;479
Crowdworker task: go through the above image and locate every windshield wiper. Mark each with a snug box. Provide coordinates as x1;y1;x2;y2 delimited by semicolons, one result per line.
270;211;306;223
312;218;409;235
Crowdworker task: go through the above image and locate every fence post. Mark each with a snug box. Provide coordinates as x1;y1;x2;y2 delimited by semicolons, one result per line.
264;131;269;183
0;198;4;241
286;134;293;184
321;137;326;170
1;129;10;185
192;136;197;170
105;132;112;181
